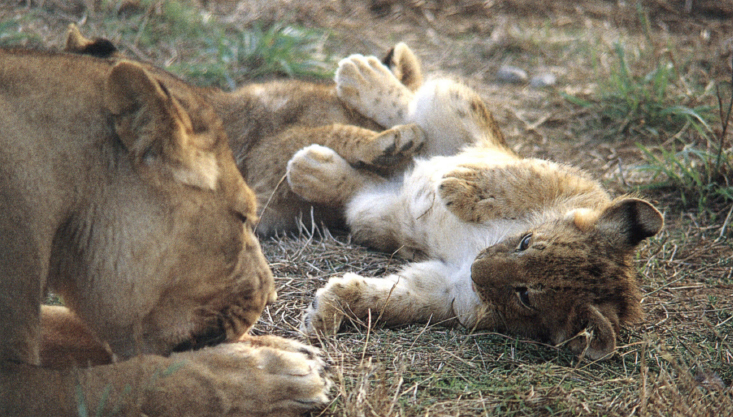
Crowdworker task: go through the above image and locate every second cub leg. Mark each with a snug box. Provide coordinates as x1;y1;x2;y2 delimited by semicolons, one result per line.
314;123;425;170
286;124;424;205
301;261;487;336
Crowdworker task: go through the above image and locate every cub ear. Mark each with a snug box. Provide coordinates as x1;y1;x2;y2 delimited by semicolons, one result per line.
382;42;423;92
65;24;119;58
564;304;618;361
104;61;172;155
597;198;663;247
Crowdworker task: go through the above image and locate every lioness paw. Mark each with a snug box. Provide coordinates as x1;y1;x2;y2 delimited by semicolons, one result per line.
173;338;332;415
336;54;414;128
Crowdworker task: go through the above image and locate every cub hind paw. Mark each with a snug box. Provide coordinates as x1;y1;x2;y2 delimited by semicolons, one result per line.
301;273;366;337
336;54;413;128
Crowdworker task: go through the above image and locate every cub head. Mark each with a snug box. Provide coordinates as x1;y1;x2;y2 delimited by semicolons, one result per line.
54;61;275;358
470;198;663;360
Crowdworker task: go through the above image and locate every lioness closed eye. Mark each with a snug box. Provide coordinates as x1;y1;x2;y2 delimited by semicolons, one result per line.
0;48;329;416
286;46;664;360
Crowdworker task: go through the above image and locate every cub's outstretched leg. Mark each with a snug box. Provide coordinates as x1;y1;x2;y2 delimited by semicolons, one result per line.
301;261;491;335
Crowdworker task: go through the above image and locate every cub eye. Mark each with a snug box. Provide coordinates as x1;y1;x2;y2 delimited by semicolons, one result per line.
515;287;531;308
517;233;532;251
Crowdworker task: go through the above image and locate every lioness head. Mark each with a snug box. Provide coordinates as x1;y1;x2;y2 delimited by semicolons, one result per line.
470;198;663;360
50;60;275;358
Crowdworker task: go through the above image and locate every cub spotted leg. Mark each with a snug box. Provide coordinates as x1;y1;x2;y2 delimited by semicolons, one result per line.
315;123;425;169
336;54;415;128
286;124;424;205
301;261;490;336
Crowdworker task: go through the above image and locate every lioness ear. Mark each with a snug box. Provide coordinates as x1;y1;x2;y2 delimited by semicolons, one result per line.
105;61;172;155
105;61;221;190
382;42;423;92
597;198;663;247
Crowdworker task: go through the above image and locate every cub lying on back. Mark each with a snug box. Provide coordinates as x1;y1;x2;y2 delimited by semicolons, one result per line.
288;49;664;360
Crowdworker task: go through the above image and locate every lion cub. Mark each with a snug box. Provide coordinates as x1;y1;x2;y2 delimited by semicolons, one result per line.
289;48;664;360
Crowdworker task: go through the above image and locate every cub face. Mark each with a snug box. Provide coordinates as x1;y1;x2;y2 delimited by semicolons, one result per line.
470;198;663;360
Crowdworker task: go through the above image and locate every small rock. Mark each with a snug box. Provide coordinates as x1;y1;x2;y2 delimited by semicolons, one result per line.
530;73;557;88
496;66;528;84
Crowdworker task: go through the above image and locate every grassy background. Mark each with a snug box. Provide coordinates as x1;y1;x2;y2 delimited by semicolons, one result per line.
2;0;731;415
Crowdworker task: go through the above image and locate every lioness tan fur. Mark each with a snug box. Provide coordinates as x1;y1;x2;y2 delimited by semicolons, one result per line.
286;50;664;360
0;48;329;416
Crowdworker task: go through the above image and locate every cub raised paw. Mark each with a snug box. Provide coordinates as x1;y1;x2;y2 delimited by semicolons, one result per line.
286;145;365;206
356;123;426;167
336;54;414;128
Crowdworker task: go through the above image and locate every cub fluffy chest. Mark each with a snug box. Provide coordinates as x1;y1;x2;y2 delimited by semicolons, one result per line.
290;49;663;360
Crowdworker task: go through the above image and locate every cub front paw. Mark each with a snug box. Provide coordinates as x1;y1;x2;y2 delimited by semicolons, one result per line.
286;145;354;205
363;123;426;167
335;54;413;128
438;168;494;223
301;273;366;337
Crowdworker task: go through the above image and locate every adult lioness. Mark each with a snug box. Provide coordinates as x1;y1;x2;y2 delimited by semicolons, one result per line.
289;52;664;360
0;49;329;416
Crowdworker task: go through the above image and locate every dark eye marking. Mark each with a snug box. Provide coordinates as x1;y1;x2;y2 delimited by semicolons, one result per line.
234;211;248;224
517;233;532;252
515;287;531;308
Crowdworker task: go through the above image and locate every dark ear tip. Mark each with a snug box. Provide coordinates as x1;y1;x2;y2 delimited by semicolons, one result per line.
381;46;396;69
630;198;664;240
82;39;118;58
616;198;664;245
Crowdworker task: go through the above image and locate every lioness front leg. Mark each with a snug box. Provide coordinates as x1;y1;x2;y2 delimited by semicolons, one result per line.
301;261;486;335
4;336;331;417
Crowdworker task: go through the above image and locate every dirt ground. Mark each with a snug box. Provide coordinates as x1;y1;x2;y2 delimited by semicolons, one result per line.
2;0;732;415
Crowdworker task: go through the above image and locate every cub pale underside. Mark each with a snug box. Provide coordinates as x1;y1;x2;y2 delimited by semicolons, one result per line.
0;48;330;416
63;27;663;360
287;46;664;360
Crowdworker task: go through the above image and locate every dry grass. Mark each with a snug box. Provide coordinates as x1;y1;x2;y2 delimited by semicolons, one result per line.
3;0;732;415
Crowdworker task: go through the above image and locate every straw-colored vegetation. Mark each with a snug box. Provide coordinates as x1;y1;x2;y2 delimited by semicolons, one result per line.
2;0;731;415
